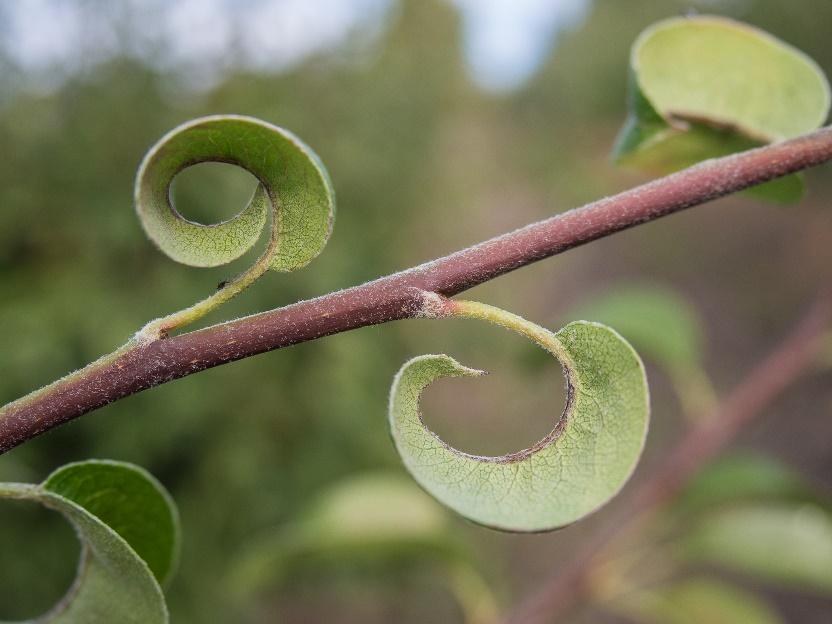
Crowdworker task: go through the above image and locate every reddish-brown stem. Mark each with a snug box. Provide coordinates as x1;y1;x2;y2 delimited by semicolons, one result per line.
1;126;832;453
505;287;832;624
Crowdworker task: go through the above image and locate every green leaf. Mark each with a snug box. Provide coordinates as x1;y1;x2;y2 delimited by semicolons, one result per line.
0;460;179;623
228;473;497;624
389;311;649;532
617;578;783;624
42;461;180;586
135;115;335;271
614;16;830;202
682;503;832;594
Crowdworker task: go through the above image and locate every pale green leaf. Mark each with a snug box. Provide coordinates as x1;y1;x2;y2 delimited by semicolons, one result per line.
614;16;830;202
632;16;829;141
616;578;783;624
682;503;832;594
389;320;649;532
135;115;335;271
0;460;179;623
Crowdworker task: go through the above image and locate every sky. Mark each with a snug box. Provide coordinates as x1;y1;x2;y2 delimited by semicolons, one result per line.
451;0;590;90
0;0;592;94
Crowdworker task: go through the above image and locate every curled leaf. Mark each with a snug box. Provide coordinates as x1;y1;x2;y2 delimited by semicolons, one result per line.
614;16;831;202
631;16;829;141
389;306;649;532
0;460;179;623
135;115;335;271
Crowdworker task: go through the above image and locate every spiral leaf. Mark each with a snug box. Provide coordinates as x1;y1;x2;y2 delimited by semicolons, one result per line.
135;115;335;271
614;16;830;203
0;460;179;623
389;304;649;532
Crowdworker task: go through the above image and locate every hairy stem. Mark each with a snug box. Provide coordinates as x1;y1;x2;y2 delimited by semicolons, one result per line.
445;299;569;359
139;247;269;338
0;483;37;499
504;286;832;624
139;189;282;338
1;126;832;453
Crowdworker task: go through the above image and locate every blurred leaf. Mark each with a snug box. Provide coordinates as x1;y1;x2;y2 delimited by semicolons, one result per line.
616;578;783;624
230;474;457;589
614;16;830;202
570;284;714;417
0;460;178;623
229;473;497;624
678;453;824;514
682;503;832;594
136;115;335;271
572;285;703;373
295;474;448;541
389;312;649;532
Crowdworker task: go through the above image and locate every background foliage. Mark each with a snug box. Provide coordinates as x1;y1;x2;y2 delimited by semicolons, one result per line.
0;1;831;622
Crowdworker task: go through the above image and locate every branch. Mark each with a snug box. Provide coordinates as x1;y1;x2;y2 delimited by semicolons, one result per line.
505;285;832;624
2;127;832;453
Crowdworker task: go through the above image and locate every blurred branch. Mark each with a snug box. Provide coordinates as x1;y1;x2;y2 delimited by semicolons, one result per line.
2;126;832;453
504;285;832;624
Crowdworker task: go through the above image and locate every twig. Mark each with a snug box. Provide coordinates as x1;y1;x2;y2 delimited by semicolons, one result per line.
2;126;832;452
504;286;832;624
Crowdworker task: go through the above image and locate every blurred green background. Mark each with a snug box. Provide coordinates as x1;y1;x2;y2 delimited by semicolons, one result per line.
0;0;831;622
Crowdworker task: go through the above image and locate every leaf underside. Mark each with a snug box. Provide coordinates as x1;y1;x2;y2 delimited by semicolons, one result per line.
614;15;831;203
389;320;649;532
135;114;335;270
